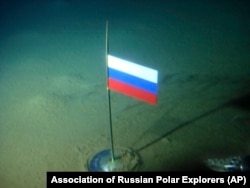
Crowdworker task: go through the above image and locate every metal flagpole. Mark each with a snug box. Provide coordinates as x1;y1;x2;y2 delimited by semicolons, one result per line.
88;21;139;172
105;20;115;162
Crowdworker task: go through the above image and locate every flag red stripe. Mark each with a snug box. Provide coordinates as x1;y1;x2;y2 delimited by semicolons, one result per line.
108;78;157;105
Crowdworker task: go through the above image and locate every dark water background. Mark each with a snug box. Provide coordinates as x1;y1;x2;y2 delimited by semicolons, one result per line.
0;0;250;186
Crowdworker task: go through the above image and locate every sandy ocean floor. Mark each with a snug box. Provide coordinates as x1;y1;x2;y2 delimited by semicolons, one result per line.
0;0;250;187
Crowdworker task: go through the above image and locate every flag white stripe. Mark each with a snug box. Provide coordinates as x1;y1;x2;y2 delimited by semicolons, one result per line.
108;55;158;83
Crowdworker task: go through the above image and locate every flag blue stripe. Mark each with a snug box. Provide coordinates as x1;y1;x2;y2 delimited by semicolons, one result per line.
108;68;158;94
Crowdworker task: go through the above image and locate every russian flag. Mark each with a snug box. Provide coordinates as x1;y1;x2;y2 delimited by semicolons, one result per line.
107;55;158;105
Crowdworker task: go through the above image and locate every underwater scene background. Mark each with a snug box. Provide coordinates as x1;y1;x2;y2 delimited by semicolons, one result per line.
0;0;249;187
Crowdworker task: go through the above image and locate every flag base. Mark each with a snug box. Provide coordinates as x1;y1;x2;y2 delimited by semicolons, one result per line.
88;147;139;172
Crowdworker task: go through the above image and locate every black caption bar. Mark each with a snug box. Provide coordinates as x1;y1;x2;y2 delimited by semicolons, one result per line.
47;172;249;188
